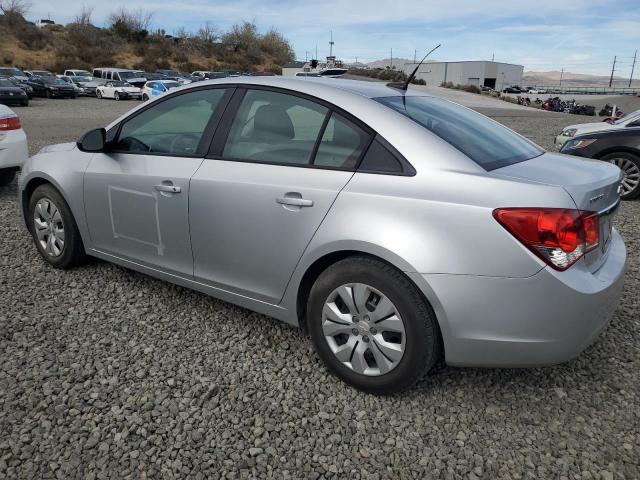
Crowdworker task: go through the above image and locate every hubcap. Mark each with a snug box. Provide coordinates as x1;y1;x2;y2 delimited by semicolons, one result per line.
322;283;406;376
33;198;65;257
609;158;640;196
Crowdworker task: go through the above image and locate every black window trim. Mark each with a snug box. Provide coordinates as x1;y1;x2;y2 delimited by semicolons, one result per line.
107;85;235;159
205;84;415;176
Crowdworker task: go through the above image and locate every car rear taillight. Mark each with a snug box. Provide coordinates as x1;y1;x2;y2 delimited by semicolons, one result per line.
0;115;21;131
493;208;599;271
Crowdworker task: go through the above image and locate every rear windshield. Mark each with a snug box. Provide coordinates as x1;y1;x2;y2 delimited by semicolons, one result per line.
376;96;543;170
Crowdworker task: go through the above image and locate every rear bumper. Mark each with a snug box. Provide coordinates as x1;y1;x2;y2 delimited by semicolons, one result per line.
410;229;626;367
0;128;28;170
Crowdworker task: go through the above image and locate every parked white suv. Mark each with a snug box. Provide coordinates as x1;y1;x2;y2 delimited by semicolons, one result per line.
0;105;28;186
92;68;147;88
556;109;640;147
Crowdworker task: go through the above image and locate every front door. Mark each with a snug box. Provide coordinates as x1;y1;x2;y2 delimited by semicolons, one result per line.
190;88;372;303
83;87;230;276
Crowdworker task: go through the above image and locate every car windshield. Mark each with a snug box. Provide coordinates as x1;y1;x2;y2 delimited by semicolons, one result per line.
614;109;640;125
163;82;180;89
42;77;67;85
112;81;131;87
118;71;138;79
73;70;91;76
0;79;15;87
375;95;544;170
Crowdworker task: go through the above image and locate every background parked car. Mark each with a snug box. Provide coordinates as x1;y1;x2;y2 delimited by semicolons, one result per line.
96;81;142;101
0;79;29;106
25;70;55;78
56;76;83;96
63;69;92;82
502;86;523;93
0;104;28;186
27;76;77;98
556;109;640;147
141;80;181;101
560;127;640;199
0;67;29;83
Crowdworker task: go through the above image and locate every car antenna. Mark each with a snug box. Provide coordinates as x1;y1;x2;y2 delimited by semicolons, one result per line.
387;44;441;91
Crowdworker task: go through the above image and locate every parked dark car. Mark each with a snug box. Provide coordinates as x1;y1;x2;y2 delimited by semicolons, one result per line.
28;76;77;98
560;127;640;199
0;76;33;98
502;86;523;93
0;79;29;106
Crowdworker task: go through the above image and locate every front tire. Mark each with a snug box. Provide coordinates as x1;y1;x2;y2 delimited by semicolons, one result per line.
602;152;640;200
142;93;149;101
114;91;120;101
0;169;16;186
45;90;51;99
28;184;87;269
96;90;102;99
307;256;441;394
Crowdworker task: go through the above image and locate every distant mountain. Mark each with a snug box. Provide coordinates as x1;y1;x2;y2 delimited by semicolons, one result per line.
366;58;414;69
523;70;640;88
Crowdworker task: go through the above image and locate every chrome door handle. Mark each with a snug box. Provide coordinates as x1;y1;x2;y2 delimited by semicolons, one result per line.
276;197;313;207
154;184;181;193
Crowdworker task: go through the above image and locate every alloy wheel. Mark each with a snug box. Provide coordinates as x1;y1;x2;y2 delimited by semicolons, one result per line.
609;157;640;196
33;198;65;257
322;283;406;376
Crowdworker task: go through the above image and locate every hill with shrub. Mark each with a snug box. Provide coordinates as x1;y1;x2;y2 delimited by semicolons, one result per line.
0;4;294;74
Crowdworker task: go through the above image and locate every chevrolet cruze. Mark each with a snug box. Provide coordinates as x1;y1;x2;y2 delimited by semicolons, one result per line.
19;77;626;394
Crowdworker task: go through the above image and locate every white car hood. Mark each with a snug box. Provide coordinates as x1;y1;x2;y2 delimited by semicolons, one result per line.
39;142;76;154
568;122;622;135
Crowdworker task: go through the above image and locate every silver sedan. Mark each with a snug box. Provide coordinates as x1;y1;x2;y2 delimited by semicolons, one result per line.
19;77;627;394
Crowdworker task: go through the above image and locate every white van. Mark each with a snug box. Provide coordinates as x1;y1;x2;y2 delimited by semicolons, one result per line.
92;68;147;88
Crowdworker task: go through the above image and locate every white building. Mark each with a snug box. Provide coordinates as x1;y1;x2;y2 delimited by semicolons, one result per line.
401;60;523;91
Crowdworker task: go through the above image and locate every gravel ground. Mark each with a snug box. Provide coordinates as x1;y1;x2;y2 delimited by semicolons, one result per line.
1;97;639;479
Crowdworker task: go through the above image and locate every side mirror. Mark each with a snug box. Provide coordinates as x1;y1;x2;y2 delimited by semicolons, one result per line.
77;128;106;152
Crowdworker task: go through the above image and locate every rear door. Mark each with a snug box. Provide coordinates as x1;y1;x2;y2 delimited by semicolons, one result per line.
190;88;372;303
84;87;232;277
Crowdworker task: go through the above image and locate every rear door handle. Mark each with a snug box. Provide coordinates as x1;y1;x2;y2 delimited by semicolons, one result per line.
154;184;181;193
276;196;313;207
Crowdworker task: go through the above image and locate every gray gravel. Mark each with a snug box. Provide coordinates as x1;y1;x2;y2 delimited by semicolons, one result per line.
1;98;639;479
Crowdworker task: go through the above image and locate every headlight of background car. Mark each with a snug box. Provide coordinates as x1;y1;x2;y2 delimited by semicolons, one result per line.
562;138;597;150
562;128;578;137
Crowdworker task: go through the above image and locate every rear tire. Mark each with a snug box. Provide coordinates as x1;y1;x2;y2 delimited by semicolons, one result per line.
601;152;640;200
96;90;102;99
307;256;441;394
45;90;51;99
28;184;87;269
0;169;16;186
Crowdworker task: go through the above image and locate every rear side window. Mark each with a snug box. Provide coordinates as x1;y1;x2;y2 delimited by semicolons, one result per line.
376;96;543;170
313;113;370;169
223;89;328;165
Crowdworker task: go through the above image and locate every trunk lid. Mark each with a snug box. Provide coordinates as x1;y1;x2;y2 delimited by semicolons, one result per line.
493;152;622;271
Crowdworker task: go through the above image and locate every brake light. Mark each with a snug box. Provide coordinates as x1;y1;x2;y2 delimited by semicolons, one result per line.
0;115;21;131
493;208;599;271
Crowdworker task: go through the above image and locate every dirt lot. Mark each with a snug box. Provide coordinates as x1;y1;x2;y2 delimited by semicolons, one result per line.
1;96;638;479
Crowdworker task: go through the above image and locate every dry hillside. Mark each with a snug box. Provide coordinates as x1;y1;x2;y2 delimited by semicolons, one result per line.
0;10;294;74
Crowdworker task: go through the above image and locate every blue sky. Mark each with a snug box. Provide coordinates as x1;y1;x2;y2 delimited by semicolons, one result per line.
27;0;640;76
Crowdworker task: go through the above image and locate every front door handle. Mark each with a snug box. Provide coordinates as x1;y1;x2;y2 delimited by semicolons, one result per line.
276;196;313;207
154;184;181;193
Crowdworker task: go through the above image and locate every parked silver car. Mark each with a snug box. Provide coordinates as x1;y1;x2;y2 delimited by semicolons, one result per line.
19;77;626;394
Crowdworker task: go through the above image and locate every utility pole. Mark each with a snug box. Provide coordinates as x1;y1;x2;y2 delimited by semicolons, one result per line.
492;53;495;62
559;68;564;87
315;45;318;60
355;56;358;66
390;48;393;69
609;55;617;87
329;30;334;57
630;50;637;88
414;49;417;64
305;51;308;61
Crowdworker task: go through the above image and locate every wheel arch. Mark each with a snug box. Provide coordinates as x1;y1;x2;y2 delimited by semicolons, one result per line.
293;248;445;357
595;147;640;160
21;175;75;229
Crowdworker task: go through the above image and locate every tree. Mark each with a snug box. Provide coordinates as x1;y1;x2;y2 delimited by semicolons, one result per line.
72;4;94;26
0;0;31;26
108;7;153;41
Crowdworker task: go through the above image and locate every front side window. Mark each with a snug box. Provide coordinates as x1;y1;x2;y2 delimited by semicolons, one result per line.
223;89;328;165
114;88;227;156
376;96;543;170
